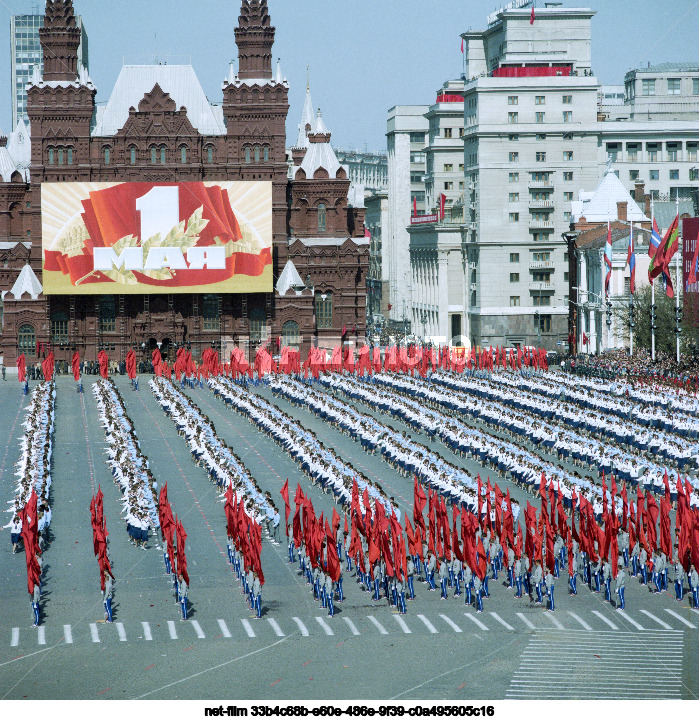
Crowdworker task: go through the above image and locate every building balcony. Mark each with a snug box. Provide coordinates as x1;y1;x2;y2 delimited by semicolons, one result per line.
528;220;554;230
528;180;554;189
528;199;554;209
529;260;554;270
530;282;554;292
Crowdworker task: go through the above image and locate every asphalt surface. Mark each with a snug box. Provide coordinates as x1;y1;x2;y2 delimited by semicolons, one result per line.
0;375;697;701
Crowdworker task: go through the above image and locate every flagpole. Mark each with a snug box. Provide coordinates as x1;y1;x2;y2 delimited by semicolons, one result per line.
629;220;634;357
676;196;680;364
651;198;656;362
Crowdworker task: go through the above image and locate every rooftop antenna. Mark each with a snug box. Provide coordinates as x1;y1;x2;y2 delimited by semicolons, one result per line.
307;65;310;92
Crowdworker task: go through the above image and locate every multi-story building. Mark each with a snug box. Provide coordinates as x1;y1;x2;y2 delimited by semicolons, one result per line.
385;105;428;327
335;149;387;194
0;0;368;370
10;11;88;129
364;190;388;323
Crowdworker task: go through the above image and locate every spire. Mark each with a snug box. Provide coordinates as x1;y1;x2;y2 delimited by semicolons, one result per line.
275;58;283;84
291;79;315;164
235;0;275;80
39;0;81;81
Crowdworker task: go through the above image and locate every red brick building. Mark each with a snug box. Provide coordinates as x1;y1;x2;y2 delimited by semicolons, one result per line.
0;0;368;371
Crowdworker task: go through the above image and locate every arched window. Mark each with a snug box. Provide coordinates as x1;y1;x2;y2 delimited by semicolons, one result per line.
51;309;69;343
160;147;166;164
254;145;260;163
150;147;157;164
249;307;267;343
202;294;220;331
67;148;73;165
180;146;187;164
18;324;35;355
314;291;333;329
207;146;214;163
282;320;300;350
57;148;64;165
48;147;54;165
130;146;136;165
263;146;269;163
317;203;327;233
99;295;116;333
245;146;251;164
104;147;110;165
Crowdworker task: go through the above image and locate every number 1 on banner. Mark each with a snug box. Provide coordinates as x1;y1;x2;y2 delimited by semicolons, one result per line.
136;187;180;241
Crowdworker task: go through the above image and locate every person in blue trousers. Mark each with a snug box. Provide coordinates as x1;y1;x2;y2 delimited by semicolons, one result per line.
533;560;544;605
31;584;41;627
406;557;416;600
253;573;262;618
397;579;407;614
103;571;114;623
615;561;626;611
674;559;684;601
463;565;473;605
545;569;555;611
514;557;523;598
689;564;699;608
178;572;188;620
473;574;483;612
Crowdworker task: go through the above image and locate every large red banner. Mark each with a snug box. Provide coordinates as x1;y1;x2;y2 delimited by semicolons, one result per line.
42;181;273;294
683;217;699;295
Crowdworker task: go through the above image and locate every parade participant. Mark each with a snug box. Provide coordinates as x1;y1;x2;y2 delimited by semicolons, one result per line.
532;560;544;605
253;572;262;619
103;570;114;623
545;568;555;611
615;559;626;611
514;556;523;598
473;573;483;612
4;515;22;554
438;558;448;600
690;564;699;608
463;564;473;605
674;557;685;601
406;556;416;600
603;558;612;601
31;582;40;627
178;572;188;621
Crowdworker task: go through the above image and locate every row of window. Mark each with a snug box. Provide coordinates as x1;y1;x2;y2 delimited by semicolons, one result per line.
508;192;574;202
509;151;575;162
508;111;574;123
508;95;573;105
508;172;574;182
639;78;699;96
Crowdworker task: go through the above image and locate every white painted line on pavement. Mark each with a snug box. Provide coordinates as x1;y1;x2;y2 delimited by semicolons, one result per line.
464;612;489;631
315;617;334;636
568;611;592;630
268;619;285;637
367;615;388;635
116;622;127;641
293;617;309;636
89;623;100;643
617;610;644;630
394;615;412;633
142;622;152;641
241;619;256;638
591;610;619;630
63;625;73;644
217;619;231;638
417;614;438;634
516;613;535;629
191;620;205;639
541;612;564;629
37;627;46;645
11;628;19;647
342;618;360;636
439;614;462;633
167;621;178;640
664;608;696;629
490;612;514;630
639;610;672;629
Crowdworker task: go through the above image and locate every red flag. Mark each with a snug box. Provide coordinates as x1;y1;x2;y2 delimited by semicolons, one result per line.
326;533;341;582
72;351;80;381
280;479;290;535
17;353;26;383
530;4;535;24
98;349;109;379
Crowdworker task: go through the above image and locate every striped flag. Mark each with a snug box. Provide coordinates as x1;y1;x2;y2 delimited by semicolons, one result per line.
627;222;636;294
648;217;662;260
603;221;612;296
649;214;679;282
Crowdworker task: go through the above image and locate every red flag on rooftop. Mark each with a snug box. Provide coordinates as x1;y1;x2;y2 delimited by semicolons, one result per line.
530;3;535;24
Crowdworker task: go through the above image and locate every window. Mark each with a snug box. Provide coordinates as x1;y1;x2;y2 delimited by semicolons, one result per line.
444;181;453;190
536;134;547;140
629;170;639;180
317;203;327;233
691;168;699;181
563;111;573;123
628;151;638;162
563;151;573;161
535;96;545;105
409;132;425;144
508;134;519;141
249;308;267;343
245;146;251;163
563;252;569;262
564;211;572;222
535;112;545;123
647;144;658;162
151;147;157;164
562;95;573;104
207;146;214;163
510;273;520;282
509;193;519;202
564;271;569;281
508;96;518;105
130;147;136;165
509;213;519;222
51;310;69;343
410;172;423;183
202;294;220;331
48;147;54;165
99;296;116;333
508;112;518;124
444;128;453;138
532;252;550;263
282;320;300;350
67;148;73;165
510;296;520;307
459;128;465;138
510;253;519;263
563;172;573;181
459;164;464;172
180;146;187;164
18;324;35;355
693;79;699;95
536;152;546;162
160;147;166;164
509;172;519;182
667;146;678;161
650;169;659;180
459;181;464;190
58;148;64;165
642;79;655;96
254;146;260;163
263;146;269;162
536;314;552;332
104;147;110;165
563;191;573;201
314;292;333;329
669;169;679;180
533;295;551;307
444;164;453;172
533;271;551;282
410;152;426;163
509;152;519;162
532;232;552;242
667;78;681;95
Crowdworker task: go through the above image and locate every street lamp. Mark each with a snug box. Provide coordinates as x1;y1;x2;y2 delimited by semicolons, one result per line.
420;311;428;346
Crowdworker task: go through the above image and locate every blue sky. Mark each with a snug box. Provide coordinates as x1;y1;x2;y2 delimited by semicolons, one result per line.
1;0;697;151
